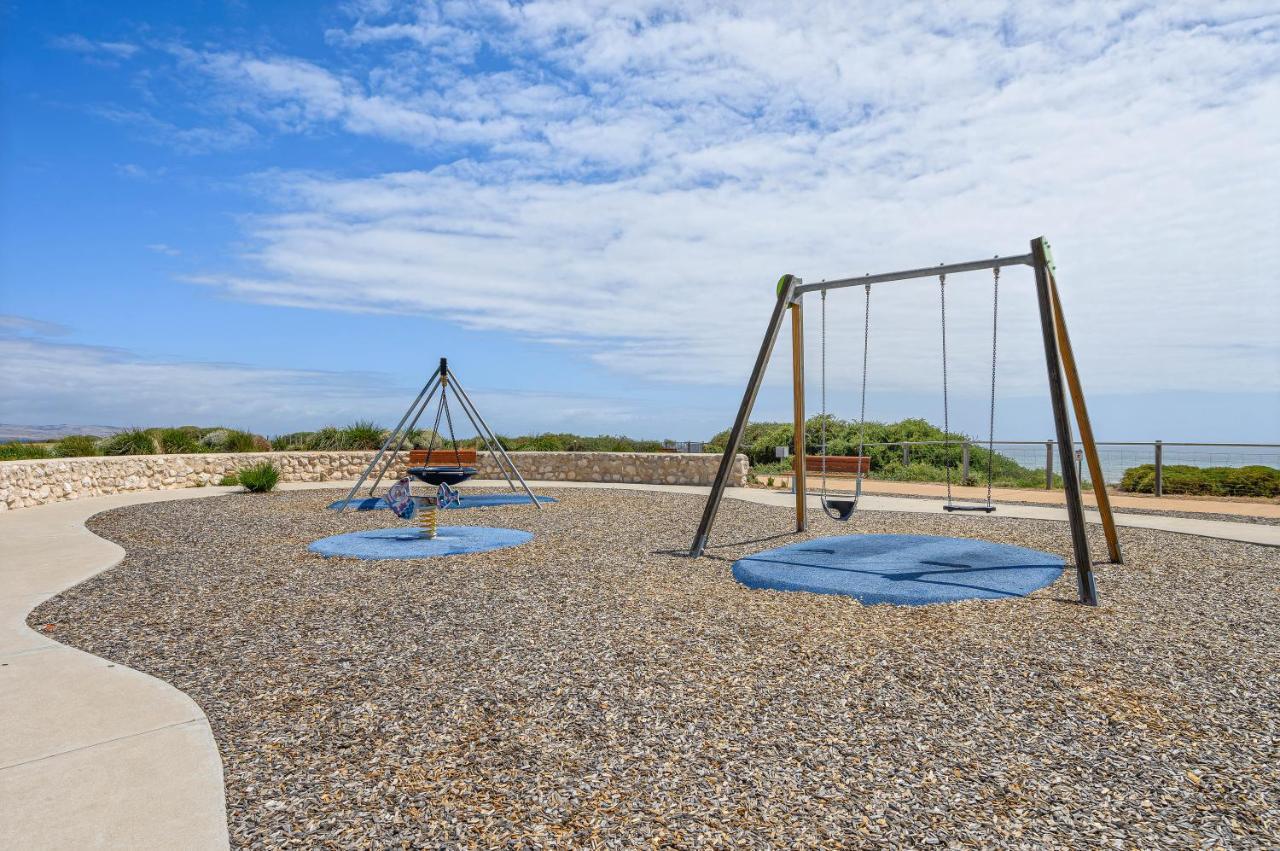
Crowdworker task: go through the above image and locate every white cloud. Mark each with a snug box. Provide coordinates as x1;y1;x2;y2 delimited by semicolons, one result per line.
80;3;1280;403
0;315;71;337
51;34;139;61
0;325;652;435
147;243;182;256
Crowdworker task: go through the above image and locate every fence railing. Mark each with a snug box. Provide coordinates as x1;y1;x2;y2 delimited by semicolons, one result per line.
720;439;1280;498
664;441;709;454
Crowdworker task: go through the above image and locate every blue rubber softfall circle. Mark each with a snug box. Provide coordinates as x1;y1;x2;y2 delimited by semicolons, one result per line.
732;534;1064;606
309;526;533;560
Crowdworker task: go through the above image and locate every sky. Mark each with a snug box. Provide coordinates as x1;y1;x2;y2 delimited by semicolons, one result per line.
1;0;1278;442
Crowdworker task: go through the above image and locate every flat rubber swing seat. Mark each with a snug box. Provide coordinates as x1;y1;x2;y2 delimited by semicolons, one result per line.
408;466;478;486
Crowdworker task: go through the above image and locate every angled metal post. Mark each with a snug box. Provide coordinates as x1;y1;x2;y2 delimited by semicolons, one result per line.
1032;237;1097;605
449;370;542;508
691;274;799;558
367;376;441;495
451;377;521;494
338;365;440;512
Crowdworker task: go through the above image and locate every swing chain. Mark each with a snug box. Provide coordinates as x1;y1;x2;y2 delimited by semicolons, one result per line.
939;272;952;504
858;283;870;460
986;266;1000;507
820;289;828;496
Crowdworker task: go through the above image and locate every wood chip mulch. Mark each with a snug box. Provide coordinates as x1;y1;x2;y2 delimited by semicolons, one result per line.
30;488;1280;849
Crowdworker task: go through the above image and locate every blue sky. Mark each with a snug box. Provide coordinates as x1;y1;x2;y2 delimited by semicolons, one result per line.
1;1;1278;442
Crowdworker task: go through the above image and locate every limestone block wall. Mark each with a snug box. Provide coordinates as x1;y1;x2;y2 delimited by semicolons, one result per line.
0;451;746;511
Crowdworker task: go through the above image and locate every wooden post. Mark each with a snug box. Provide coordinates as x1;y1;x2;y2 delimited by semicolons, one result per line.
1032;237;1097;606
1048;271;1122;563
1045;441;1054;489
791;298;807;532
690;275;798;557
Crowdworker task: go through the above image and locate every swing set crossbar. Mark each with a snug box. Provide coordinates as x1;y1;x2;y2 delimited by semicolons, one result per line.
792;253;1033;297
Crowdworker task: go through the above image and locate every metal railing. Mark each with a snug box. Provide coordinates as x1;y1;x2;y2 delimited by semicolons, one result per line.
738;439;1280;498
664;441;709;453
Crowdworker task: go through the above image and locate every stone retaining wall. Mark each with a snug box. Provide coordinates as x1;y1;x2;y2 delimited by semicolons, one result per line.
0;451;746;511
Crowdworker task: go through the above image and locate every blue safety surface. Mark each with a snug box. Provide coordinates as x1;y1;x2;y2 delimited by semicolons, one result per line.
327;493;557;511
309;526;533;560
732;534;1063;606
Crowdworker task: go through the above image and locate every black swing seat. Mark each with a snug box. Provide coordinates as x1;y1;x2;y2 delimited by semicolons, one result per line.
822;498;857;521
943;504;997;513
408;466;478;486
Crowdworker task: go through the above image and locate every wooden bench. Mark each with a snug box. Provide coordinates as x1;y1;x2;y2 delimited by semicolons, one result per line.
803;455;870;476
407;448;479;466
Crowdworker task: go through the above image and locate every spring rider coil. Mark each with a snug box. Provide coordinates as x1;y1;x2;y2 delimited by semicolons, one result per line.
419;497;439;539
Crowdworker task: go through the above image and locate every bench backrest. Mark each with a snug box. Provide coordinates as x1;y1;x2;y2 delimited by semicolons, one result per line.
803;455;870;475
407;448;479;466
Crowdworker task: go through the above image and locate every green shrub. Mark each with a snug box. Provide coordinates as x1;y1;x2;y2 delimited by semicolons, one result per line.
405;429;444;449
271;431;314;451
50;435;101;458
156;428;201;454
494;433;666;453
0;442;51;460
710;416;1067;489
218;473;239;486
199;429;231;450
1120;464;1280;498
224;430;258;452
100;429;158;455
339;420;384;450
236;462;279;492
305;426;343;450
200;428;265;453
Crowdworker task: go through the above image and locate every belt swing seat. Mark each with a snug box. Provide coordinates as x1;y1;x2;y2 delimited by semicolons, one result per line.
938;266;1002;514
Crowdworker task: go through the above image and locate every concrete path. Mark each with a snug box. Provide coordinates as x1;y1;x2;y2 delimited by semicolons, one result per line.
726;486;1280;547
772;474;1280;520
0;488;236;851
465;480;1280;547
2;478;1274;849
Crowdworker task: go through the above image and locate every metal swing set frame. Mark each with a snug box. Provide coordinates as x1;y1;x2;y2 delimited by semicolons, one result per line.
689;237;1121;606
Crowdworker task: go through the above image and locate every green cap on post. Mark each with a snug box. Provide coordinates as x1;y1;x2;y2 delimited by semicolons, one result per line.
776;274;795;298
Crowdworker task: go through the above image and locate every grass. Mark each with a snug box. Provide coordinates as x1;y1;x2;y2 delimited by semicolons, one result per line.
339;420;384;450
155;428;202;454
100;429;158;456
52;435;102;458
0;442;52;460
235;462;279;492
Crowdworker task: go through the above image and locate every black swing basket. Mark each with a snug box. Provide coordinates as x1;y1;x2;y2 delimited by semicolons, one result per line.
821;498;857;521
408;466;478;487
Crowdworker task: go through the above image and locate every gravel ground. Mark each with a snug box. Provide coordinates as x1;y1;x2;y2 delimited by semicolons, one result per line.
31;488;1280;849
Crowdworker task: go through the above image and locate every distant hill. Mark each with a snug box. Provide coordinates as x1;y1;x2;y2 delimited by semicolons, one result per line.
0;424;124;443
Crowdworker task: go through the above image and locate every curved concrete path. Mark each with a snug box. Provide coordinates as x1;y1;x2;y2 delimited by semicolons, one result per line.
0;488;235;850
2;479;1273;849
